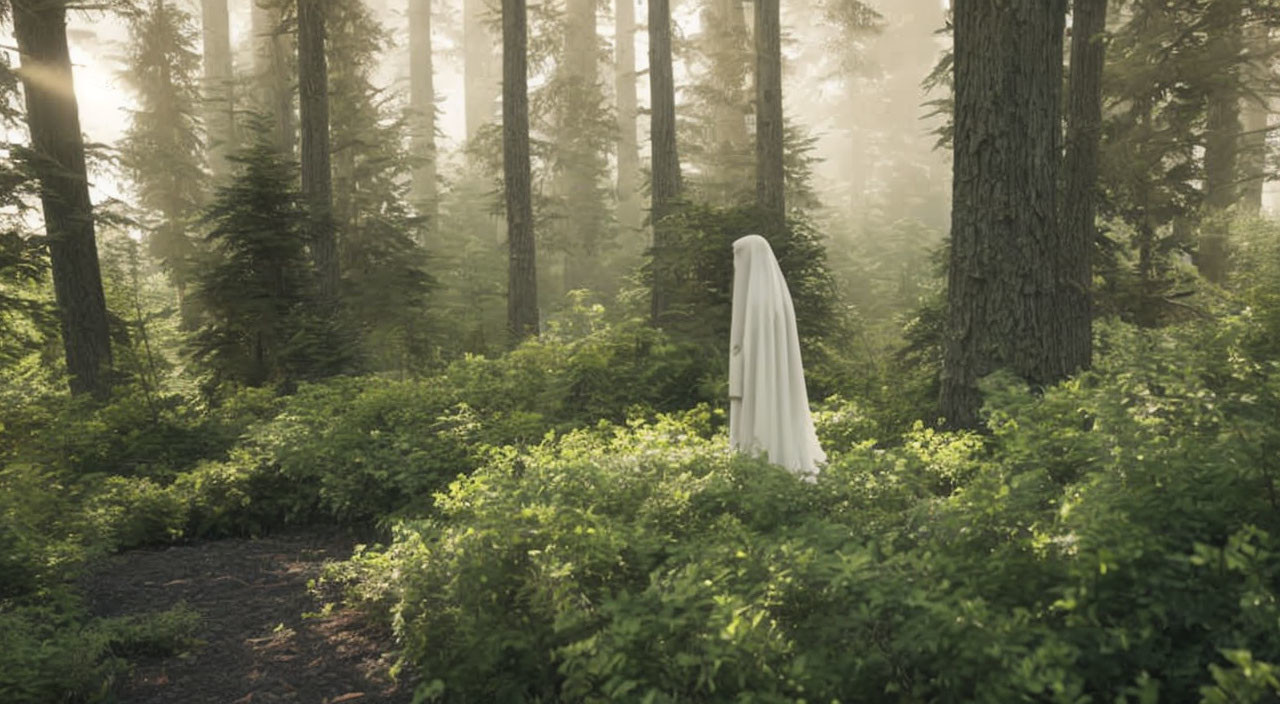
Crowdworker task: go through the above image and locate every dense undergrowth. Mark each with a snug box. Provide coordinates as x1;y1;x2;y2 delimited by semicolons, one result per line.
322;312;1280;703
6;225;1280;701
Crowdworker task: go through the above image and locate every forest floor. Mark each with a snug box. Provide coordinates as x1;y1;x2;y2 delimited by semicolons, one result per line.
82;530;414;704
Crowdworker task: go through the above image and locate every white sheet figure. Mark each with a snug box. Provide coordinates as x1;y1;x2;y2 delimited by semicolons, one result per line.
728;234;826;479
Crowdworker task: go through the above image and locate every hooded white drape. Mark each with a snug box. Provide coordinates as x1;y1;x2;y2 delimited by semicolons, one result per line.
728;235;825;478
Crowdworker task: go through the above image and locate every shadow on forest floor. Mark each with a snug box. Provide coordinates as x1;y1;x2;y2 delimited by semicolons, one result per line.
83;530;412;704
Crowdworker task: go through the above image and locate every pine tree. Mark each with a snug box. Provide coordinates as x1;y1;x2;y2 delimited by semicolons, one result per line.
548;0;613;294
200;0;235;179
1060;0;1108;374
648;0;682;323
614;0;641;231
10;0;114;397
504;0;538;341
754;0;784;227
327;0;435;370
465;0;500;140
408;0;438;227
192;124;339;387
1199;0;1244;284
298;0;338;301
940;0;1072;428
251;0;297;154
120;0;207;330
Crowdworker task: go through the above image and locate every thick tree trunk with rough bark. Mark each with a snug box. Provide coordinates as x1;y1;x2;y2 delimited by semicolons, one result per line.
939;0;1070;429
298;0;337;300
201;0;235;179
648;0;682;322
615;0;641;231
504;0;538;341
410;0;437;231
1199;0;1243;283
12;0;114;397
1060;0;1107;375
754;0;784;227
465;0;499;140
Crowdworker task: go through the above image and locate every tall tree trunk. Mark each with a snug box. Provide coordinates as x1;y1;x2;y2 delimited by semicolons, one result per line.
706;0;750;205
615;0;641;231
1060;0;1107;375
253;0;295;154
201;0;235;180
939;0;1069;429
753;0;784;227
465;0;499;140
410;0;438;232
1239;23;1269;214
298;0;337;300
504;0;538;341
648;0;682;322
12;0;114;397
1199;0;1243;283
559;0;601;292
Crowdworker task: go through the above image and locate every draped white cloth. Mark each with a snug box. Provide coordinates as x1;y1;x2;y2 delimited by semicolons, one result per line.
728;234;825;479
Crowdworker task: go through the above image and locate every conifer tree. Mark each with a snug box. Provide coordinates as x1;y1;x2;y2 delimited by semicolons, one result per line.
201;0;235;179
192;123;340;387
504;0;538;341
940;0;1071;428
409;0;438;227
615;0;641;231
120;0;207;330
548;0;613;294
648;0;682;323
327;0;435;369
298;0;338;301
10;0;114;396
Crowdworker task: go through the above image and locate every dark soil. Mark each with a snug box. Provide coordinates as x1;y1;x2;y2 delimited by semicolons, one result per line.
83;531;414;704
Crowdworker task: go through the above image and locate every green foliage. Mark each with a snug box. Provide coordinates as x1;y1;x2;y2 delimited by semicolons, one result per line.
232;314;709;524
323;303;1280;702
118;0;206;297
191;123;349;388
0;596;199;704
644;204;841;353
327;0;436;372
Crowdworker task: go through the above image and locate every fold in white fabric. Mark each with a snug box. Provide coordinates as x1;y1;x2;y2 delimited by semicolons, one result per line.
728;234;825;479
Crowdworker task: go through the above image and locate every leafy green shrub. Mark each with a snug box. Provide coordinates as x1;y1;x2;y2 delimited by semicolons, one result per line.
0;596;199;703
329;313;1280;703
81;476;189;549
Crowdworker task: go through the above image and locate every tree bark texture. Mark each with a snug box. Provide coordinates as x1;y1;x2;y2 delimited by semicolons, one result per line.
201;0;235;180
754;0;784;227
939;0;1070;429
1198;0;1243;283
648;0;682;322
298;0;338;300
409;0;438;230
12;0;114;397
1060;0;1108;374
504;0;538;341
465;0;500;140
615;0;641;231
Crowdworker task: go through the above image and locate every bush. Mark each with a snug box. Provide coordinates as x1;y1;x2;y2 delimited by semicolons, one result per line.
0;596;199;704
328;313;1280;703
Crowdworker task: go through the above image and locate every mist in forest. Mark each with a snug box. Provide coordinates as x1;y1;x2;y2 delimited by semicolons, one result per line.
4;0;955;243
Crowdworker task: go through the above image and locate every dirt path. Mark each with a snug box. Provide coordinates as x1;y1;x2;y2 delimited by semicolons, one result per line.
83;531;414;704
